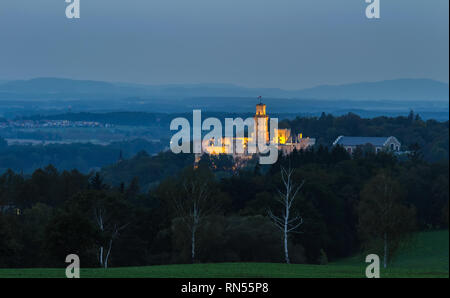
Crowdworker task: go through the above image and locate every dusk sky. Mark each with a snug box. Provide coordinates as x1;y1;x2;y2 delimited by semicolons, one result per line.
0;0;448;89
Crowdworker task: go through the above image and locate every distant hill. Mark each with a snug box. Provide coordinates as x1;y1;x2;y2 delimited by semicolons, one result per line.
0;77;448;102
295;79;449;101
0;78;139;99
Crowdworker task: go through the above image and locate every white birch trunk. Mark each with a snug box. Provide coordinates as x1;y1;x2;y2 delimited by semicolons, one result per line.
284;229;289;264
284;204;290;264
99;246;104;267
104;239;113;269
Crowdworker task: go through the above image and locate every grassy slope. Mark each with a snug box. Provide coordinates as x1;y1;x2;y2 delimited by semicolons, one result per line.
0;230;448;278
329;230;449;277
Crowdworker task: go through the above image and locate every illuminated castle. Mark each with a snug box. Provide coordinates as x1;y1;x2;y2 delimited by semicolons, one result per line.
200;101;315;159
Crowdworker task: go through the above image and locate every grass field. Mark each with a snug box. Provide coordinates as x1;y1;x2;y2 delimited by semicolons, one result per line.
0;230;448;278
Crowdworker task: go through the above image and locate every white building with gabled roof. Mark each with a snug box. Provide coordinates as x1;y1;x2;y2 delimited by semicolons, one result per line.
333;136;401;154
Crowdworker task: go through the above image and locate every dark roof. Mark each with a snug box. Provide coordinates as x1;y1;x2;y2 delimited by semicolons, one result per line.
333;136;398;147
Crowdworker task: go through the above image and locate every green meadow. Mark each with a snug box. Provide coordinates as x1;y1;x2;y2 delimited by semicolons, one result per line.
1;230;447;278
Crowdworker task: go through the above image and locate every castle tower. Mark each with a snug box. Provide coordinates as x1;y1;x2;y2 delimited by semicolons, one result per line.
254;98;269;144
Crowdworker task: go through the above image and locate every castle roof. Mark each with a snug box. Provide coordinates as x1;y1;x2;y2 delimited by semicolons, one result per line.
333;136;400;147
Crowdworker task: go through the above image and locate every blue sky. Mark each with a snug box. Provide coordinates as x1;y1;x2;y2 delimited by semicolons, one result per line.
0;0;448;89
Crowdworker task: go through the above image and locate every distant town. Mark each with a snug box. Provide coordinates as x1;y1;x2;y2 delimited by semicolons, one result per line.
0;119;113;129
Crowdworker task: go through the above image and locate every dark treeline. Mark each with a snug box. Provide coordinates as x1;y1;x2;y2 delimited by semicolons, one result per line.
280;111;448;162
0;146;448;268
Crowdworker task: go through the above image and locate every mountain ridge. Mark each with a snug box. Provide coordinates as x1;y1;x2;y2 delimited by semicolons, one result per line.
0;77;448;102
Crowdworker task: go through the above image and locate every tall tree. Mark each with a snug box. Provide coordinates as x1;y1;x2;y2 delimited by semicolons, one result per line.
125;177;140;201
89;172;108;190
68;191;131;268
169;167;217;263
268;165;305;264
357;171;416;268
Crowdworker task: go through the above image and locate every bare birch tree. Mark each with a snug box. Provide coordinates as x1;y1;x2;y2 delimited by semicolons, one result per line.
268;165;304;264
170;168;216;263
94;206;129;268
70;190;130;269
